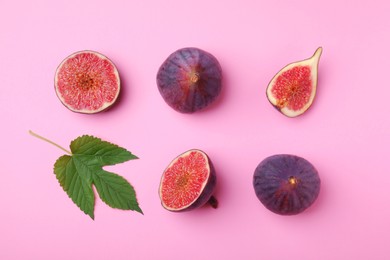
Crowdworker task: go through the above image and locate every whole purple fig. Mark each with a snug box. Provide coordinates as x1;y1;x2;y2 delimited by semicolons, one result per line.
253;154;321;215
156;47;222;113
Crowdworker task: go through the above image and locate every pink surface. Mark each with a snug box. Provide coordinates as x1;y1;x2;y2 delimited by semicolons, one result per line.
1;0;389;259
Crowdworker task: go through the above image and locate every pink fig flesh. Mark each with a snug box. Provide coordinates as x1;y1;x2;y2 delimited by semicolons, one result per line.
159;149;217;212
266;47;322;117
54;50;120;114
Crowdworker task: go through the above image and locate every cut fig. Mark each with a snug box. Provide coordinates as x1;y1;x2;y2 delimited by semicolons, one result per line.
159;149;217;212
54;50;120;114
253;154;321;215
156;47;222;113
266;47;322;117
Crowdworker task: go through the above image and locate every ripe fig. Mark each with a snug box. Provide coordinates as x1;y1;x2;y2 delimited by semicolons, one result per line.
266;47;322;117
159;149;218;212
156;47;222;113
253;154;321;215
54;50;120;114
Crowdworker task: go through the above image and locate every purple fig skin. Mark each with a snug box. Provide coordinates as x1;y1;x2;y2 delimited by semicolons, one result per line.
156;47;222;113
253;154;321;215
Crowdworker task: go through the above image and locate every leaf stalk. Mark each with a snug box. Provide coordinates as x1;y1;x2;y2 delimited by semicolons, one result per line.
29;130;72;155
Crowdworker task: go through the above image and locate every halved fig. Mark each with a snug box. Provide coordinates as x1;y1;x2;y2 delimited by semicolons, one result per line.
156;47;222;113
266;47;322;117
159;149;218;212
54;50;120;114
253;154;321;215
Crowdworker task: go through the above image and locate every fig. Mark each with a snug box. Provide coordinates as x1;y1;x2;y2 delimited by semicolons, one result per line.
266;47;323;117
156;47;222;113
54;50;120;114
159;149;218;212
253;154;321;215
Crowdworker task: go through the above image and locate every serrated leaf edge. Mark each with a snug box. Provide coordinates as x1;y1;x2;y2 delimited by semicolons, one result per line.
92;169;143;214
53;155;95;220
70;135;139;161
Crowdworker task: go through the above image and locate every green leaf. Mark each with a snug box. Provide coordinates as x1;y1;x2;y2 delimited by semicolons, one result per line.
54;155;95;219
70;135;138;166
93;169;143;214
48;134;141;219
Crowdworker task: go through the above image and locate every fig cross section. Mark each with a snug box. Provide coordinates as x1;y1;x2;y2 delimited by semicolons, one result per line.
266;47;322;117
159;149;217;212
55;50;120;114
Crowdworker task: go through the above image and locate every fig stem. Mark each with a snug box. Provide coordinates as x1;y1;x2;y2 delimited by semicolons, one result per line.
29;130;72;155
313;47;323;59
208;195;218;209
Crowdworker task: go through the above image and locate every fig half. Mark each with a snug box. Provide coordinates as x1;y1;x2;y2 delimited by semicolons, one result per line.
156;47;222;113
159;149;217;212
253;154;321;215
266;47;322;117
54;50;120;114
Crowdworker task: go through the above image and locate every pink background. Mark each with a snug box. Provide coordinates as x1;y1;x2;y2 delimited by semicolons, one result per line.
1;0;389;259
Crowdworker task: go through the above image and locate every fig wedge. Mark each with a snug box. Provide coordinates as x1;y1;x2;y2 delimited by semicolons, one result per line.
266;47;322;117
